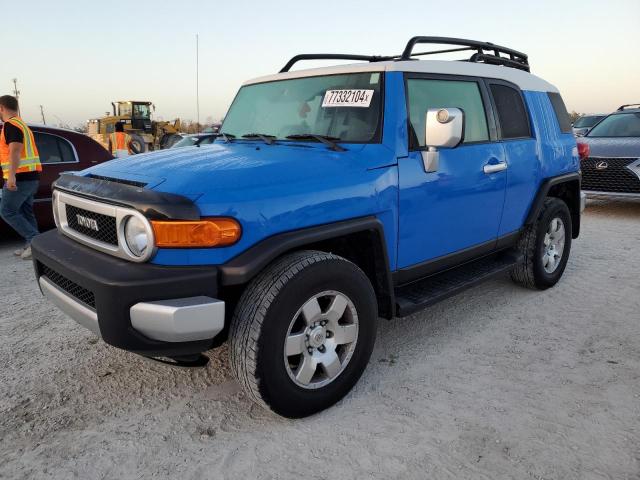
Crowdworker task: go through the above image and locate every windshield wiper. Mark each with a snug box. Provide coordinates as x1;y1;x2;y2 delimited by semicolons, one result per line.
242;133;276;145
217;132;236;143
285;134;346;152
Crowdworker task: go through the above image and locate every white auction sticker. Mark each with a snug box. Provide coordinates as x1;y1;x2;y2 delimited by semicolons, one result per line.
322;89;374;108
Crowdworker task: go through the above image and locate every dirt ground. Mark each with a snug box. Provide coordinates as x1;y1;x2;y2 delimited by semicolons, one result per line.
0;199;639;480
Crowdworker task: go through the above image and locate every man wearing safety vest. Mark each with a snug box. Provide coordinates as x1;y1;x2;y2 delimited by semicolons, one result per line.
108;122;134;158
0;95;42;260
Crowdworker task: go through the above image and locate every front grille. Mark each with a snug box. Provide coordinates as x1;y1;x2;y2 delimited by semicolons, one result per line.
582;157;640;193
41;265;96;309
66;204;118;245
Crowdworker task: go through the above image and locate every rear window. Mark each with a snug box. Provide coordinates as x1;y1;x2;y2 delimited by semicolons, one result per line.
573;115;604;128
490;84;531;139
547;92;572;133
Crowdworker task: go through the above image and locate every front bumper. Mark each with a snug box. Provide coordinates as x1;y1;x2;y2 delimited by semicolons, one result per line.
32;230;224;357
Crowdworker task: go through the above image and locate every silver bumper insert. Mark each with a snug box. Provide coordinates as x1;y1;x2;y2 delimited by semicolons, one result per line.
39;277;100;336
580;191;587;213
130;296;225;343
583;190;640;199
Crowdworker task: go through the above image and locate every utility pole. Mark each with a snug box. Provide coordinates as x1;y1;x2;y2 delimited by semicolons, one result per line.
39;105;46;125
11;78;21;116
196;34;200;133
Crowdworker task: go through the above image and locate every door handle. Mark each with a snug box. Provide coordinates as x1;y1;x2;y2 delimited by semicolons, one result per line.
483;162;508;174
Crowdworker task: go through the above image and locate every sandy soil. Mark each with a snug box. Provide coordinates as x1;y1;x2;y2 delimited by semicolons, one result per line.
1;199;639;480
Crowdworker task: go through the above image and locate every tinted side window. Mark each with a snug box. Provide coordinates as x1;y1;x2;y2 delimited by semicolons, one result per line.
490;84;531;139
547;92;572;133
407;79;489;147
34;132;76;164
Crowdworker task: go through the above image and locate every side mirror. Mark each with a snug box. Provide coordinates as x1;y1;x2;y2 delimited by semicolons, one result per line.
421;108;464;172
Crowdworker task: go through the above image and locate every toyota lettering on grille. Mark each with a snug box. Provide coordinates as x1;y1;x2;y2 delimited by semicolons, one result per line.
76;214;99;232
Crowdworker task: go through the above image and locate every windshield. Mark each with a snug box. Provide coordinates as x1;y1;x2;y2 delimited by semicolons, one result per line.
220;72;383;143
172;136;198;148
133;103;151;118
587;113;640;137
171;135;216;148
574;115;603;128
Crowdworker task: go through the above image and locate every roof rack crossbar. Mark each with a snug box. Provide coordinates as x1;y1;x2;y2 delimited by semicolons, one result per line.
401;36;530;72
280;54;393;73
617;103;640;111
410;46;475;57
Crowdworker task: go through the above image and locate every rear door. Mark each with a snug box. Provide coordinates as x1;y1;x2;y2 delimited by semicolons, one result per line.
485;81;538;236
397;75;507;273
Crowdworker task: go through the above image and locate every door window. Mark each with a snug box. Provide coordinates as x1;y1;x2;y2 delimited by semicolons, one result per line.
34;132;77;164
407;78;489;147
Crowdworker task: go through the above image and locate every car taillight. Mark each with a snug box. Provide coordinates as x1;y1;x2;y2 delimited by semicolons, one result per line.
577;142;590;160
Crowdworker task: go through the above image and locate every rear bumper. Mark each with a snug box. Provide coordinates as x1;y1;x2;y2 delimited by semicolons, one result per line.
32;230;223;357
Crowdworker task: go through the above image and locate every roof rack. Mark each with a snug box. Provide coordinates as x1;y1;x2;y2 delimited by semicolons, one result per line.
280;36;530;73
617;103;640;111
401;37;529;72
280;54;394;73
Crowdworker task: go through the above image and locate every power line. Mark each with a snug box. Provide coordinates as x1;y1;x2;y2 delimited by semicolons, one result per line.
196;34;200;133
11;78;21;117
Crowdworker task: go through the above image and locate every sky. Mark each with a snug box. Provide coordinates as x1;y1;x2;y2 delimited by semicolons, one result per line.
2;0;639;128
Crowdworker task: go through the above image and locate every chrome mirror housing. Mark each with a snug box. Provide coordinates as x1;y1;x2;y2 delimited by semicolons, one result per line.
421;107;464;173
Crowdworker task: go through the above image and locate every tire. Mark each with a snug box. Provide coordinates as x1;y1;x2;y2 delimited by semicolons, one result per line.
128;133;146;154
511;197;572;290
229;250;378;418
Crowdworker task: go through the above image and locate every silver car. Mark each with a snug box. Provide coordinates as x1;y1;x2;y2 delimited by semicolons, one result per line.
578;104;640;198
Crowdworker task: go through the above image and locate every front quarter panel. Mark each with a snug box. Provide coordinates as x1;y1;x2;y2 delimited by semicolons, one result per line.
151;144;399;270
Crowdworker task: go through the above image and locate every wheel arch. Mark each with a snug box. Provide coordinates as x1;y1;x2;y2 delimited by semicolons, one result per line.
525;172;581;238
219;216;395;319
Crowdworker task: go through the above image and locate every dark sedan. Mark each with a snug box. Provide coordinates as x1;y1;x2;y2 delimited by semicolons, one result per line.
1;124;113;232
578;105;640;198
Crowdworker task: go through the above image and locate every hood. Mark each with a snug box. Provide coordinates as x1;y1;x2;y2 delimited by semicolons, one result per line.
579;136;640;158
83;141;375;202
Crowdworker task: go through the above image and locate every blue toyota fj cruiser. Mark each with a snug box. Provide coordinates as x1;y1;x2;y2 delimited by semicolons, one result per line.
32;37;584;418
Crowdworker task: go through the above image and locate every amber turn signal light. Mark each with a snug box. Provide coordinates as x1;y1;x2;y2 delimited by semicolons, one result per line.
151;218;241;248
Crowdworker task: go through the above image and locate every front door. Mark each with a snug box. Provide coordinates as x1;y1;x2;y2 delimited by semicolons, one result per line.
397;75;507;271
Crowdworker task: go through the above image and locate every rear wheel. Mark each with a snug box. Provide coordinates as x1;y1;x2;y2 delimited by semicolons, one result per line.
511;197;572;289
229;250;377;418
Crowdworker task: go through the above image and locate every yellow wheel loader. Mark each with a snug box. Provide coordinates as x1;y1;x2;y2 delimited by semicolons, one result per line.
87;101;182;154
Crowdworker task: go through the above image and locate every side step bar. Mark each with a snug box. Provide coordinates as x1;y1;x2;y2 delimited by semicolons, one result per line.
395;252;523;317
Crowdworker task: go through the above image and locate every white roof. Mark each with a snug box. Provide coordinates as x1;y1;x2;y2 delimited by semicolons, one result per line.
244;59;558;93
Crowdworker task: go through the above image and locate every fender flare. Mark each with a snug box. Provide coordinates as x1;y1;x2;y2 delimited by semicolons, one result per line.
524;172;582;238
219;216;395;318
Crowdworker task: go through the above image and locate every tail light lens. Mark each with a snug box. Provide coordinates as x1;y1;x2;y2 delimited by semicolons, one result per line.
577;142;590;160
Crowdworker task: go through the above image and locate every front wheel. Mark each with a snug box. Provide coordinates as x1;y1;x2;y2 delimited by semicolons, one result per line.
229;250;377;418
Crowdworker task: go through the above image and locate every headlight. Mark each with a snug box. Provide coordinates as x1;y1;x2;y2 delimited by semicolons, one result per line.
123;215;150;258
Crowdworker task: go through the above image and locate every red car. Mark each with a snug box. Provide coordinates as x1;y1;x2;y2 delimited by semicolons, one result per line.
1;124;113;232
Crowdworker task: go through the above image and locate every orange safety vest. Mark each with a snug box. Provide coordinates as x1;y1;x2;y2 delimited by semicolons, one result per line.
0;116;42;180
109;132;132;154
